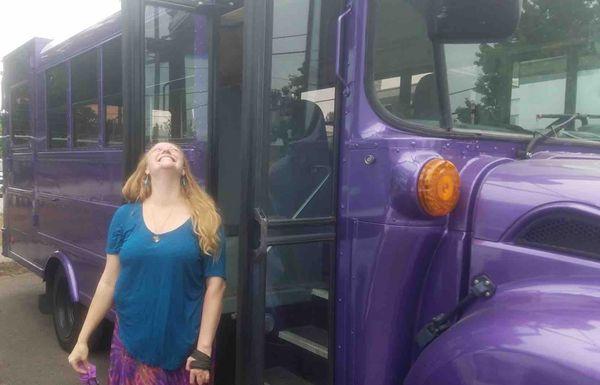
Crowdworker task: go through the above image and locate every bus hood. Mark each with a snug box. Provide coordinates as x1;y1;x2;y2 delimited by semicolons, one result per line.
405;278;600;385
472;155;600;242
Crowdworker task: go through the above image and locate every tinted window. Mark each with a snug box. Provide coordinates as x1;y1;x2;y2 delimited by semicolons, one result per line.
144;7;209;144
10;83;31;146
72;50;99;147
103;38;123;145
46;65;68;148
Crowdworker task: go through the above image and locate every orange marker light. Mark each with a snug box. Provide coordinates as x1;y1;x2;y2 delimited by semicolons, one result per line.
417;158;460;217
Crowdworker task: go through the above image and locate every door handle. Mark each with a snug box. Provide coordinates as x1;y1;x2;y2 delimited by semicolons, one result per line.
253;207;268;259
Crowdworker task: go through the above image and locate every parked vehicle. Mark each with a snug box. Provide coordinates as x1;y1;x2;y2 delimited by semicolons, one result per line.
2;0;600;384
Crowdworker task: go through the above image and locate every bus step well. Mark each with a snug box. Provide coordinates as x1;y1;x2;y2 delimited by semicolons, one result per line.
277;325;329;359
310;288;329;300
264;366;314;385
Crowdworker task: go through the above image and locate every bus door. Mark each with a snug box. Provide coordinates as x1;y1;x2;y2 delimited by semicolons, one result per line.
124;0;343;383
236;0;343;384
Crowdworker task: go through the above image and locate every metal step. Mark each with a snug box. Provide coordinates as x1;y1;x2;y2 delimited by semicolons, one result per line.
277;325;328;359
311;288;329;300
264;366;314;385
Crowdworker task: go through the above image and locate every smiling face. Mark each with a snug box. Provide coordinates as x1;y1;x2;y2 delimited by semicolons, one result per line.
145;142;185;176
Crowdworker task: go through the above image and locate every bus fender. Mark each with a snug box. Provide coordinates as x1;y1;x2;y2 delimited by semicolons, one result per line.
405;278;600;385
44;251;79;303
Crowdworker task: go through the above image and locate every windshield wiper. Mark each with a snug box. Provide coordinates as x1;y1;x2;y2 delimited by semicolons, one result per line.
536;113;600;127
517;113;583;159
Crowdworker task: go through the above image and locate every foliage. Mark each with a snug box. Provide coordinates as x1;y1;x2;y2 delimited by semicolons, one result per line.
456;0;600;125
270;61;310;146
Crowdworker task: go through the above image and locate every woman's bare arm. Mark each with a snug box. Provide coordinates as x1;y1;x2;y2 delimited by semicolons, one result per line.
68;253;121;373
196;277;227;355
76;253;121;344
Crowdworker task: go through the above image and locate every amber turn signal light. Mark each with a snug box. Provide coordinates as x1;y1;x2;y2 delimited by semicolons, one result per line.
417;158;460;217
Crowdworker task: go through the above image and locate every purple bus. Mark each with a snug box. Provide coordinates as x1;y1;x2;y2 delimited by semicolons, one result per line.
2;0;600;384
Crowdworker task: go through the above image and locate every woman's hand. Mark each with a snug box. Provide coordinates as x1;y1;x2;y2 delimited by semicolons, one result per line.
186;356;210;385
67;341;90;374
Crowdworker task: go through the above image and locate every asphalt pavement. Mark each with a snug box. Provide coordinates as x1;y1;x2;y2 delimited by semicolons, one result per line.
0;263;110;385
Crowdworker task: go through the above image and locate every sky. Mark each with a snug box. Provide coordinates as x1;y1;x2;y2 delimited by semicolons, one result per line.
0;0;121;107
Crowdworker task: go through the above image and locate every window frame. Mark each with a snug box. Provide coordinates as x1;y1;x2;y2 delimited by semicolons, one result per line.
363;0;600;149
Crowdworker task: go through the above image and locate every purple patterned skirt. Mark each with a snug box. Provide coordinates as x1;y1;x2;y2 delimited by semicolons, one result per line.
108;316;191;385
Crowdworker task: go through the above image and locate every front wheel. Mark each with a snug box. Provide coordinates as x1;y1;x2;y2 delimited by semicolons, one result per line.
52;267;84;352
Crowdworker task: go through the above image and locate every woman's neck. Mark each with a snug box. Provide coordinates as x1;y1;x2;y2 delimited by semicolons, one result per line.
146;172;185;207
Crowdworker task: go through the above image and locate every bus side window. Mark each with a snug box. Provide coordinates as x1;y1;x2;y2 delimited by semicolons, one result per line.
46;64;68;149
71;49;100;148
9;82;31;147
370;0;439;127
103;38;123;146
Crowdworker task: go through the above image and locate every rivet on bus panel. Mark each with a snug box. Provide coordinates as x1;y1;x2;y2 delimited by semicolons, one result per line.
364;155;376;165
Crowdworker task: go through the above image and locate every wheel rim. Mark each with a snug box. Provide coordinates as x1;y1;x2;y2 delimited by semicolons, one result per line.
55;278;75;340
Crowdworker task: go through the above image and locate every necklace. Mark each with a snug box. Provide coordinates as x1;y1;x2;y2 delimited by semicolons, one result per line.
144;202;176;243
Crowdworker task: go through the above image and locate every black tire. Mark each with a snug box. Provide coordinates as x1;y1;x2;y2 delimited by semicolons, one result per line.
51;267;110;352
52;267;84;352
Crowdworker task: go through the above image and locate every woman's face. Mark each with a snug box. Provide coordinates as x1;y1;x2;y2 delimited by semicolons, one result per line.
146;142;185;175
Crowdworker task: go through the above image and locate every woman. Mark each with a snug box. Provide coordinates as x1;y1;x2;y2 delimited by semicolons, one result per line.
67;141;227;385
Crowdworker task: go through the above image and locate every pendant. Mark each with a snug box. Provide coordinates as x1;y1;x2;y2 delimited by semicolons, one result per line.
152;234;160;243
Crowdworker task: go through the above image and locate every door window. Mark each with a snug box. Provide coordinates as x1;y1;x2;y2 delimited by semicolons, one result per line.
267;0;337;220
144;6;210;145
261;1;340;384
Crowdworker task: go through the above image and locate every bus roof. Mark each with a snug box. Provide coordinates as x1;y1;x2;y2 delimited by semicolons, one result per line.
39;11;121;70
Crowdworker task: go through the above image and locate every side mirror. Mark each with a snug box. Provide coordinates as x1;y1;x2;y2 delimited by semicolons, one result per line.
422;0;522;43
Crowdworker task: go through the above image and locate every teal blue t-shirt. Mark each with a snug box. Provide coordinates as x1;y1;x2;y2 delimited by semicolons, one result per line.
105;201;226;370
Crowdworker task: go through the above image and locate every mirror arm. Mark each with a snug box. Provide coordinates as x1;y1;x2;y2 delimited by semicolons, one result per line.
432;42;453;130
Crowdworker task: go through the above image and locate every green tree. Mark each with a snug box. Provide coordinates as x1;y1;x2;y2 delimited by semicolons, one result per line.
456;0;600;126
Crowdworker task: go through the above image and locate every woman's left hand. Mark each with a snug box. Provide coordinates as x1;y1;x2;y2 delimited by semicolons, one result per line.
186;356;210;385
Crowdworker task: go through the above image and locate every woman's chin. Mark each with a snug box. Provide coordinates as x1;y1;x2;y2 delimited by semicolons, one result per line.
153;163;180;172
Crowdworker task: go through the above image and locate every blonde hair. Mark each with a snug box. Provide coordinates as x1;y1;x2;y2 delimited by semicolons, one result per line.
121;142;223;258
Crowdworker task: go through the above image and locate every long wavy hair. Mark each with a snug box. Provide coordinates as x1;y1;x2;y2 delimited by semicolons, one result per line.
121;142;223;258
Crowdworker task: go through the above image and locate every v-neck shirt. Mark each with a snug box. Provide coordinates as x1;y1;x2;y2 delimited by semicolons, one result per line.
104;201;226;370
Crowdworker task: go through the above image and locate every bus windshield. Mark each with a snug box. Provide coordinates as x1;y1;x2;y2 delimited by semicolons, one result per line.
370;0;600;143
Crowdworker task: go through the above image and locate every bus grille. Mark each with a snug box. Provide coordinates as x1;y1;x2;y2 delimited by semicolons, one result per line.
515;212;600;259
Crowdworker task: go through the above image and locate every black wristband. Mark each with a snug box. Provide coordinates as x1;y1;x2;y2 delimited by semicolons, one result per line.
190;349;211;370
